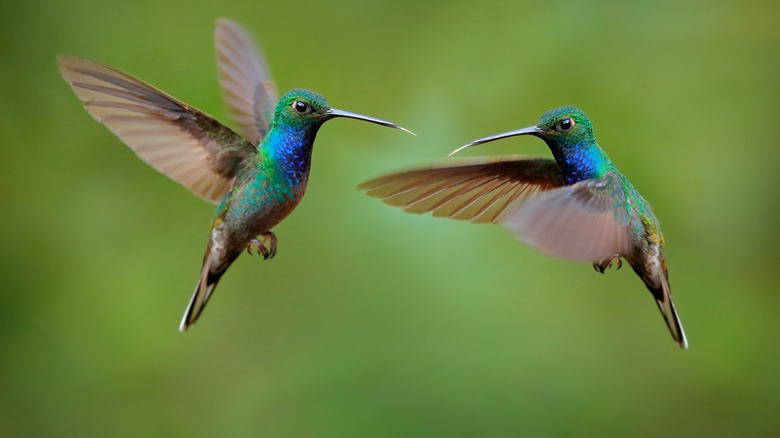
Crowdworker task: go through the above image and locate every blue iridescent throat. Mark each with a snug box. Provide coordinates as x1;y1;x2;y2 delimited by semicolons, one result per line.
547;140;612;185
263;122;320;185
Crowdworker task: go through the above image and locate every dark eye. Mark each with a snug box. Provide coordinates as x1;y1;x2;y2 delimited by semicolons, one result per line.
292;100;311;114
556;118;575;132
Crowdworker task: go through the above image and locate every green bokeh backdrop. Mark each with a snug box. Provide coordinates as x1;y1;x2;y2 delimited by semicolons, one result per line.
1;0;778;436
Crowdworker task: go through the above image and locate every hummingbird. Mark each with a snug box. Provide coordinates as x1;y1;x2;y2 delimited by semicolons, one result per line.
359;106;687;348
58;18;413;331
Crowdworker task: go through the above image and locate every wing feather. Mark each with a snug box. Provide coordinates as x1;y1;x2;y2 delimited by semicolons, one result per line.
215;18;278;145
58;54;253;204
359;158;564;223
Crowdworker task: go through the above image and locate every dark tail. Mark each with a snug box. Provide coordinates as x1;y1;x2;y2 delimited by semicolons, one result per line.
179;252;225;331
638;260;688;349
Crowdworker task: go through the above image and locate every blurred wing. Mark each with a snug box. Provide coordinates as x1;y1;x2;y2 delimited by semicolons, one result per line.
58;55;254;204
215;18;279;146
359;157;564;223
501;172;632;262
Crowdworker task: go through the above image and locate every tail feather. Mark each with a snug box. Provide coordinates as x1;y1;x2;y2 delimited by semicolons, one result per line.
653;273;688;349
639;262;688;349
179;253;223;331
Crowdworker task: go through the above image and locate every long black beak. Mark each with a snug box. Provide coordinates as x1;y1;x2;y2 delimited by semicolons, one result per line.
326;108;415;136
449;125;542;156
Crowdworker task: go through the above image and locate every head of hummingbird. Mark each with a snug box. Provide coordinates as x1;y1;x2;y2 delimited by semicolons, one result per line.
274;89;332;131
450;106;596;156
450;106;608;183
273;88;414;135
533;106;595;149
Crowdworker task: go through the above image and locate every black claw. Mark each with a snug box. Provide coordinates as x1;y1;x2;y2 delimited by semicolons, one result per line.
247;234;277;260
593;257;623;274
262;232;277;259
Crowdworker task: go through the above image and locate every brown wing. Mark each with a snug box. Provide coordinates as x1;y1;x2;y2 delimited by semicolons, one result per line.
58;55;255;204
215;18;279;146
501;173;633;262
358;157;564;223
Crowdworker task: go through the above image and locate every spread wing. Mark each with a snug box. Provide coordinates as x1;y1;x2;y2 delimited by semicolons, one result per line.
215;18;278;146
501;172;633;262
359;157;564;223
58;55;255;204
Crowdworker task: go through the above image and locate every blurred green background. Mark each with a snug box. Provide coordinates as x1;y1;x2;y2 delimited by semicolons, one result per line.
1;0;778;436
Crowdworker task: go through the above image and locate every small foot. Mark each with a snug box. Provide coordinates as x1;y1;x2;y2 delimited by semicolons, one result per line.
593;256;622;273
246;232;277;260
